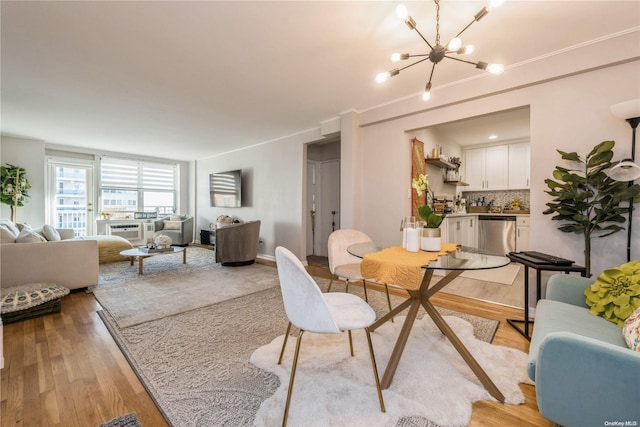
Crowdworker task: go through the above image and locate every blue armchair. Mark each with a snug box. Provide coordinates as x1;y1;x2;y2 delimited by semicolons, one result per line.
528;274;640;427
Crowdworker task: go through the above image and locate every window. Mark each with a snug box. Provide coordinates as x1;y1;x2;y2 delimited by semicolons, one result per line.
100;157;178;219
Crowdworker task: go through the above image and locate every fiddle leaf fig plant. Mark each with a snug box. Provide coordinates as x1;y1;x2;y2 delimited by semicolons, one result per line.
543;140;640;277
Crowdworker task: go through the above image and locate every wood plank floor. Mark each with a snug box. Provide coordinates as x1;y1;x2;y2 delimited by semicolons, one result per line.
1;262;555;427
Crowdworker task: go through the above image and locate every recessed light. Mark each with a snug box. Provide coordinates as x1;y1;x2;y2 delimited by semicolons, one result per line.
488;135;497;140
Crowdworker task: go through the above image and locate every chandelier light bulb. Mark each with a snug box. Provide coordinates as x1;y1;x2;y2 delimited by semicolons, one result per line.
375;72;389;83
447;38;462;51
391;52;401;62
422;82;432;101
396;4;408;19
488;0;506;10
457;45;474;55
486;63;504;75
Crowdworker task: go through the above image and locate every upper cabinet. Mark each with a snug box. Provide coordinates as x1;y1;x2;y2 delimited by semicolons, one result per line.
464;142;530;190
508;142;531;189
464;145;509;191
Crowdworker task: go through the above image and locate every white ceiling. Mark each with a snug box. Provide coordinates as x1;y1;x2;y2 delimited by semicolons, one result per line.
1;1;638;161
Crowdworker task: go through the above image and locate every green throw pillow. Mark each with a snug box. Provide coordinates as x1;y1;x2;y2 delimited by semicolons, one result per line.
584;260;640;327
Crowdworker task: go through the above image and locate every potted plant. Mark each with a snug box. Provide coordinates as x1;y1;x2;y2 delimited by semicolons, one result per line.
412;173;445;251
543;140;640;277
0;164;31;223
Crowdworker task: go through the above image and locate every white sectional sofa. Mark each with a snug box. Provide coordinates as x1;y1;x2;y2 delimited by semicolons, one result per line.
1;219;99;290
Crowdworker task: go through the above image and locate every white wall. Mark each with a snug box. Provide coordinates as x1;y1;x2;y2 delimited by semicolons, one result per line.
0;136;46;225
196;128;333;261
0;136;192;226
358;59;640;277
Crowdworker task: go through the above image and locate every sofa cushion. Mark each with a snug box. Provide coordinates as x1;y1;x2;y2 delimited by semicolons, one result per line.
0;224;18;243
41;224;62;241
528;299;627;379
623;307;640;352
16;228;47;243
584;260;640;327
163;220;182;230
1;282;70;314
0;219;20;243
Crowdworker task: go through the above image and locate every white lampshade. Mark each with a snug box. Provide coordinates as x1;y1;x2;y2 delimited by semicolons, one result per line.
610;99;640;120
607;160;640;182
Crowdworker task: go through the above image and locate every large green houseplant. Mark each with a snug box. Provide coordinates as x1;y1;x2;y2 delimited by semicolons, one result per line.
1;163;31;222
543;140;640;276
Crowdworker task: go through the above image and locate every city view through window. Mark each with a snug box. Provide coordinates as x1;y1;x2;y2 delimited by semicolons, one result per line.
54;161;177;237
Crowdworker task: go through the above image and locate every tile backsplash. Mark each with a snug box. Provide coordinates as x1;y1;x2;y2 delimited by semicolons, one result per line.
462;190;530;209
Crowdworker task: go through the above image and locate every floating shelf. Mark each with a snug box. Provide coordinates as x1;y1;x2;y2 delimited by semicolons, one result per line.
444;180;469;186
425;158;458;169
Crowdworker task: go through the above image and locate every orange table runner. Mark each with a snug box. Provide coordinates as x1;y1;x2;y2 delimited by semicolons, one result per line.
360;243;459;291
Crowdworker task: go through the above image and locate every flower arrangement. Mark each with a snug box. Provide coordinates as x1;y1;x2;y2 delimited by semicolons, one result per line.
154;234;173;248
411;173;445;228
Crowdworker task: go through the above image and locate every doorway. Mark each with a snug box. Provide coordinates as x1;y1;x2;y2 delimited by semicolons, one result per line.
306;139;341;265
47;158;95;237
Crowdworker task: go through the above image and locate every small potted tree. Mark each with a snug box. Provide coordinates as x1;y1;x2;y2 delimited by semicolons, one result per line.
544;140;640;276
1;164;31;223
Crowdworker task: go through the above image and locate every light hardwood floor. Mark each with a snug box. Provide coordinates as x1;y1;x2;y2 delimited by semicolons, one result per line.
1;261;555;427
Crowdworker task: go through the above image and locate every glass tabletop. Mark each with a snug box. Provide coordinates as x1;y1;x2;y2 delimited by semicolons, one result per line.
347;243;510;271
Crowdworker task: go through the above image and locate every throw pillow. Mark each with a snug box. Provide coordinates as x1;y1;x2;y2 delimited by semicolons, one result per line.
15;222;31;231
0;224;18;243
0;219;20;237
16;228;47;243
163;220;182;230
584;260;640;327
623;306;640;352
1;283;70;314
42;224;61;241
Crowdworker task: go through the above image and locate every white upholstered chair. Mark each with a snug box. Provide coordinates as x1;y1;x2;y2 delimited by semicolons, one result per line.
327;229;394;317
274;246;385;427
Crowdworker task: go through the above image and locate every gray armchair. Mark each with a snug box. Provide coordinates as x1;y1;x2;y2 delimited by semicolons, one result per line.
215;220;261;266
153;216;194;246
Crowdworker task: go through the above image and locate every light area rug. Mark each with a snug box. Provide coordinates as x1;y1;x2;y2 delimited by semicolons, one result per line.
93;261;279;328
97;273;514;427
251;315;531;427
459;263;521;285
97;246;218;287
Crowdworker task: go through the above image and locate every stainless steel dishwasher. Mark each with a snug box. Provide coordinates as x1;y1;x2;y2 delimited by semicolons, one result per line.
478;215;516;255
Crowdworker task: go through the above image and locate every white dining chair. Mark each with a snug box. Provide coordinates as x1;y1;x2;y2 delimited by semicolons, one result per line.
274;246;385;427
327;229;395;317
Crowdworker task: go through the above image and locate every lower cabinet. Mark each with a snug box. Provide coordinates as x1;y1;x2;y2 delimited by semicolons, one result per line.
516;216;530;251
446;216;477;247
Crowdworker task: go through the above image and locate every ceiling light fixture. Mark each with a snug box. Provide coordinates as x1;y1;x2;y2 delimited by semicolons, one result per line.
376;0;505;101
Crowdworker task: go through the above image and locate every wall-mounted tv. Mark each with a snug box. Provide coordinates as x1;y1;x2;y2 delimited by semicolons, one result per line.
210;169;242;208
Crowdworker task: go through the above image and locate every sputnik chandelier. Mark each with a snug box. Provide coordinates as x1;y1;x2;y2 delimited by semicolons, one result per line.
376;0;505;101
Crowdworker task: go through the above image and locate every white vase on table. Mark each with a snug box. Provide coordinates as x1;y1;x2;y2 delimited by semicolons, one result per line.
421;227;441;252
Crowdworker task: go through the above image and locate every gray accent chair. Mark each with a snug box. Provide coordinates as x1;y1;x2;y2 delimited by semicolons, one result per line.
215;220;260;266
154;216;194;246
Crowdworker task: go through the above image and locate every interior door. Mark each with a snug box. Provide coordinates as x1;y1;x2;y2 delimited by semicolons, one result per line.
47;159;95;237
317;159;340;257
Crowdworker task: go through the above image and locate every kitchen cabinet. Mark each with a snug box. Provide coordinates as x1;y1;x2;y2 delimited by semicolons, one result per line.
516;216;530;251
508;142;530;189
464;145;508;191
446;215;476;247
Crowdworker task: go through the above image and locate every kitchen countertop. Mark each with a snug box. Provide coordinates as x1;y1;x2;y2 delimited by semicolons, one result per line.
444;212;530;217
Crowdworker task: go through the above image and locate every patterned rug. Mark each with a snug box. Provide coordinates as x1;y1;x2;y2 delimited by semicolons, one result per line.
97;271;512;427
97;412;142;427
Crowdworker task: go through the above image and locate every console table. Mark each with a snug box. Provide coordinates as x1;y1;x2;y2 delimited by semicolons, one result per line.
506;252;587;340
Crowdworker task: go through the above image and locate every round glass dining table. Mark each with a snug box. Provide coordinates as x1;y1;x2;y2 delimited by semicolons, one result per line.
347;242;510;402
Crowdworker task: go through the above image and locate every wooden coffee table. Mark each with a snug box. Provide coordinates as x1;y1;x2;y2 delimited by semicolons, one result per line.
119;247;186;275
